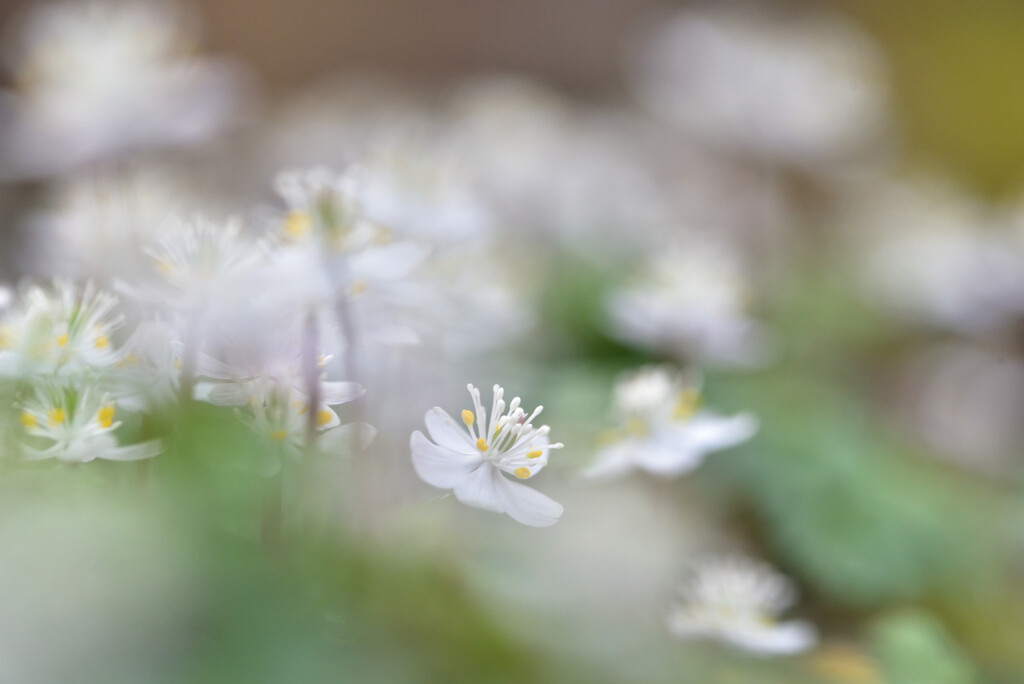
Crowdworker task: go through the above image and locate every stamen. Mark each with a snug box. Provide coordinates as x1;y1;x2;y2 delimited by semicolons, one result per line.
269;429;287;441
316;409;334;426
476;437;488;452
47;408;66;425
55;333;68;347
19;412;36;428
514;467;531;479
96;405;116;429
284;210;311;238
461;409;474;427
527;450;543;459
94;334;109;349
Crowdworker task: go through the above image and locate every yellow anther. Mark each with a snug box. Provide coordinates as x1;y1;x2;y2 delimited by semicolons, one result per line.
96;405;116;429
94;334;109;349
461;409;474;427
284;211;311;238
292;401;308;415
269;429;287;441
154;259;171;274
348;279;369;296
527;449;543;459
55;333;68;347
626;418;649;437
47;408;66;425
673;389;701;421
19;412;36;428
120;352;139;366
316;409;334;426
514;467;531;479
476;437;488;452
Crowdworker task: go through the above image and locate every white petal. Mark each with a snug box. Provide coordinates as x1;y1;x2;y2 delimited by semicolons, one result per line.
678;412;758;453
320;381;364;405
410;430;482;490
424;407;476;454
99;440;163;462
321;422;376;453
452;462;504;513
634;437;705;477
198;380;256;406
729;621;818;656
581;443;637;481
493;474;564;527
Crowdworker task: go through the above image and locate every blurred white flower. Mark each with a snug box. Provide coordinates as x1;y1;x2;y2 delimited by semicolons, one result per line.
410;383;564;527
668;555;817;655
16;380;160;462
583;366;756;481
630;5;888;165
607;245;771;366
854;178;1024;335
0;280;122;377
0;0;247;178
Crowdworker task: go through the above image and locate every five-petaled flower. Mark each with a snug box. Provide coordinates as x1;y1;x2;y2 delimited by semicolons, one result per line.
410;383;564;527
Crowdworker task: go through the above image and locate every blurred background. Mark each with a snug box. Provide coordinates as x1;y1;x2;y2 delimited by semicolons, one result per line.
2;0;1024;682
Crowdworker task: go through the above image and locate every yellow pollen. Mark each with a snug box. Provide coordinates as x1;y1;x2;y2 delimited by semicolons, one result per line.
47;408;66;425
284;210;311;238
673;389;701;421
461;409;474;427
19;412;36;428
527;449;543;459
269;429;287;441
316;409;334;426
292;401;308;415
96;405;116;429
349;279;369;296
55;333;68;347
476;437;488;452
514;467;531;479
94;334;109;349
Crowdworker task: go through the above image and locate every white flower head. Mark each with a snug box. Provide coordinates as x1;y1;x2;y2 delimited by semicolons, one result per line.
410;383;564;527
0;280;122;377
582;365;757;481
0;0;244;177
668;555;817;655
16;381;160;462
607;245;771;366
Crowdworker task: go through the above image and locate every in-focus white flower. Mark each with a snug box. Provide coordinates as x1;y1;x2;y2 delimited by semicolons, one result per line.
583;366;756;480
630;5;888;166
410;383;564;527
0;0;245;178
16;381;160;462
607;246;771;366
668;555;817;655
0;280;123;377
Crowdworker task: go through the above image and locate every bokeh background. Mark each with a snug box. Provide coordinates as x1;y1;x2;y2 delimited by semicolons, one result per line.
2;0;1024;682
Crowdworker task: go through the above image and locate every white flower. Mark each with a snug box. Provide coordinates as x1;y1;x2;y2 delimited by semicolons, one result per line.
607;246;771;366
0;0;244;177
16;381;160;462
0;280;122;377
582;366;756;480
410;383;564;527
630;5;888;165
668;555;817;655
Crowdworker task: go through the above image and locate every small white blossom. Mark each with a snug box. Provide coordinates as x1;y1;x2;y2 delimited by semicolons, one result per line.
410;383;564;527
583;366;756;480
0;280;122;377
0;0;244;177
668;555;817;655
607;246;770;366
16;381;160;462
